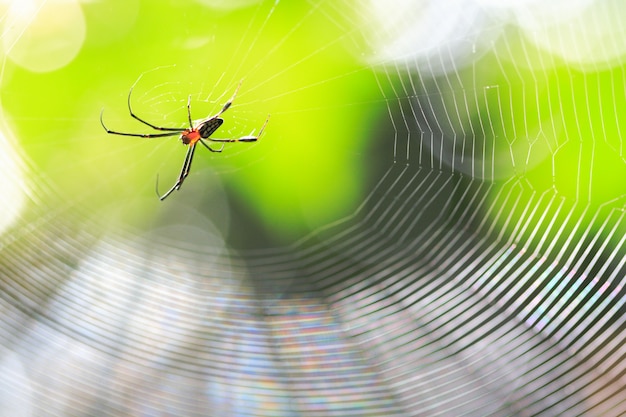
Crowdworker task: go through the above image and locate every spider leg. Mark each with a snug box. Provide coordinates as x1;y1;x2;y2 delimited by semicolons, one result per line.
207;114;270;143
157;143;197;201
213;80;242;118
198;139;225;153
127;86;186;131
100;109;183;138
187;95;193;129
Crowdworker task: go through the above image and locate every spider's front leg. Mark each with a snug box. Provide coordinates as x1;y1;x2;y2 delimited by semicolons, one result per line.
214;80;242;117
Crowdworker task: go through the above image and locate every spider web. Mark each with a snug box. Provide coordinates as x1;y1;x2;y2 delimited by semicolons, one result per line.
1;1;626;416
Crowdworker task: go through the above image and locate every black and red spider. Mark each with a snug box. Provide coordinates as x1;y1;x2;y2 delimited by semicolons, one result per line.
100;82;269;200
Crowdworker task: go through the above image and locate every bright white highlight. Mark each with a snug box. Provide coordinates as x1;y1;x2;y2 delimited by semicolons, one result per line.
0;128;27;236
0;351;34;417
361;0;490;74
514;0;626;70
361;0;626;72
1;0;86;72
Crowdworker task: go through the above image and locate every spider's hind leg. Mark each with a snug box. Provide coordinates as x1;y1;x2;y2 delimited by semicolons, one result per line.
207;114;270;143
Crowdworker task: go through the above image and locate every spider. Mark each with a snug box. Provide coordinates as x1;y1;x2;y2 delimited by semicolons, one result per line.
100;81;269;200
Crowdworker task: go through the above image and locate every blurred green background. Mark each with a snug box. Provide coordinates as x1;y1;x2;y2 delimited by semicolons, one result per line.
0;0;385;245
1;0;626;249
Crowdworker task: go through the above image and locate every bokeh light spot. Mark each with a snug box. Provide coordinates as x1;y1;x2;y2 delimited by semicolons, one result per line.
2;0;86;73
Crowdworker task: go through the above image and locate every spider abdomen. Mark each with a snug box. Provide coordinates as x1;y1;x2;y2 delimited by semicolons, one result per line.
198;117;224;139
